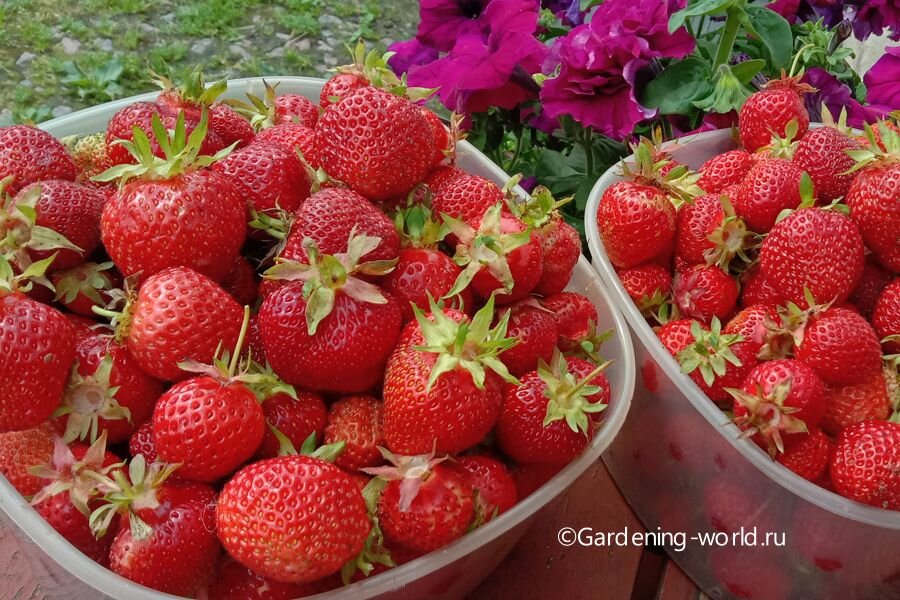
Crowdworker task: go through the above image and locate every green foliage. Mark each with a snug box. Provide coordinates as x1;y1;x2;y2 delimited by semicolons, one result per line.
60;58;124;103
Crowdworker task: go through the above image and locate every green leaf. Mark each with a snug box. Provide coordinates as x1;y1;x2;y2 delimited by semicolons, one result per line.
641;57;713;115
744;5;793;71
669;0;736;32
730;59;766;84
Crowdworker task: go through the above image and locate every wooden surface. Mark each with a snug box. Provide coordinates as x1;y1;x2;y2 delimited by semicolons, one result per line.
0;462;702;600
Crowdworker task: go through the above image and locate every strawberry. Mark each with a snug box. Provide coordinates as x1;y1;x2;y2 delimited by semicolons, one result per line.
453;454;517;523
57;330;163;445
230;80;319;133
739;263;783;308
426;166;505;227
218;455;370;582
830;420;900;510
208;558;328;600
0;125;77;193
776;428;832;481
257;391;328;460
63;132;112;181
724;304;778;356
540;291;609;361
260;233;402;392
117;266;243;382
760;207;865;307
617;263;672;316
220;255;259;307
674;194;751;269
497;301;558;377
444;204;544;304
254;123;319;167
91;459;221;595
729;358;827;455
597;180;676;268
320;73;369;107
738;75;811;153
246;313;266;364
822;371;892;436
673;265;739;323
849;258;892;318
0;423;55;496
279;188;400;265
733;157;806;233
98;112;246;283
657;318;702;356
497;351;610;464
212;140;311;216
128;421;158;464
873;279;900;353
315;86;434;201
382;296;516;455
421;108;451;166
365;451;474;554
792;125;860;202
703;479;777;535
51;262;121;317
382;247;472;322
0;284;76;432
274;94;319;128
795;306;882;386
323;395;384;471
697;149;754;193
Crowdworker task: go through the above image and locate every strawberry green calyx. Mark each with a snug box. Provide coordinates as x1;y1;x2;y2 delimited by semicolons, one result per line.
228;80;289;132
620;138;704;208
413;294;519;392
91;280;138;345
506;183;573;229
361;447;447;511
54;261;117;307
819;105;854;136
677;318;744;387
444;203;533;297
763;119;801;159
30;432;118;514
88;454;181;540
152;65;228;108
393;202;447;249
759;289;833;359
93;110;236;185
540;350;611;435
727;379;808;456
847;121;900;172
884;359;900;424
336;40;436;102
340;476;394;584
0;253;58;295
705;195;755;269
56;354;129;444
264;230;398;335
567;323;615;365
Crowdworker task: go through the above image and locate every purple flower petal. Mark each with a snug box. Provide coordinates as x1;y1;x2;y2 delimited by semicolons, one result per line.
864;45;900;110
387;39;440;75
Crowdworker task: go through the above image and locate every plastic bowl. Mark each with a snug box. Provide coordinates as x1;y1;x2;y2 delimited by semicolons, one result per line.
586;128;900;600
0;77;636;600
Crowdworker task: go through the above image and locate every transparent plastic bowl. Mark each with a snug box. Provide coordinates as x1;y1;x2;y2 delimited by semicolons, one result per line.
586;128;900;600
0;77;636;600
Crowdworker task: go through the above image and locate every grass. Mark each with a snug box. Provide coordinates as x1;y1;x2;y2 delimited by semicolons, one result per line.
0;0;417;125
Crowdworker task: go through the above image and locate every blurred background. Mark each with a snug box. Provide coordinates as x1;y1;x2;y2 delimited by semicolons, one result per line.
0;0;417;125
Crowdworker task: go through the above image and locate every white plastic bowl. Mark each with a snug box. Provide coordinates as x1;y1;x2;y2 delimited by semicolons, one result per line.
586;128;900;600
0;77;636;600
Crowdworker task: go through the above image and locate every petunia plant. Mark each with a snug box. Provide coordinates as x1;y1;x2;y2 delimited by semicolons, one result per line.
389;0;899;243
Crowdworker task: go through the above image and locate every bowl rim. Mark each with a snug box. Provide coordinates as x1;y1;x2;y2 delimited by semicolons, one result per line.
585;126;900;531
0;76;637;599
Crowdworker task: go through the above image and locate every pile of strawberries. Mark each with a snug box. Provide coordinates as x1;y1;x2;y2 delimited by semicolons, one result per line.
0;47;616;598
597;74;900;512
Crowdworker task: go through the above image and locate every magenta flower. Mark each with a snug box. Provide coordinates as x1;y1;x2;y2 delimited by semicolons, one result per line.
767;0;803;20
387;39;440;75
864;46;900;111
416;0;541;51
854;0;900;41
539;0;694;139
801;67;888;128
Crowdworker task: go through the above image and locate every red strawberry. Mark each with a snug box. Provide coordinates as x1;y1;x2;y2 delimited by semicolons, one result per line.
793;126;860;202
739;263;783;308
497;351;610;464
58;331;163;445
830;420;900;510
445;204;544;304
540;292;609;361
320;73;369;107
0;291;75;432
246;313;266;364
795;306;882;386
597;180;676;268
453;454;517;523
128;421;157;463
657;318;702;356
220;255;259;307
497;302;558;377
51;262;121;317
257;391;328;460
822;371;892;436
260;233;402;392
323;395;384;470
382;296;517;455
698;149;754;193
365;452;473;554
426;166;504;226
122;266;243;381
776;428;832;481
421;108;451;166
730;358;827;455
280;188;399;265
208;558;328;600
733;158;805;233
315;87;434;201
725;304;778;356
673;265;739;323
739;76;811;153
213;141;311;217
675;194;751;268
873;279;900;353
0;423;55;496
94;461;221;596
0;125;77;193
617;263;672;316
850;258;892;318
254;123;319;167
217;455;370;582
270;94;318;128
99;112;246;282
760;207;865;306
382;247;472;322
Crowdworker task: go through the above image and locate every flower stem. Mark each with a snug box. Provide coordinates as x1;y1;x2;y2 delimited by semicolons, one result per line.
697;15;707;37
713;7;741;72
582;127;595;177
507;131;525;174
228;306;251;376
